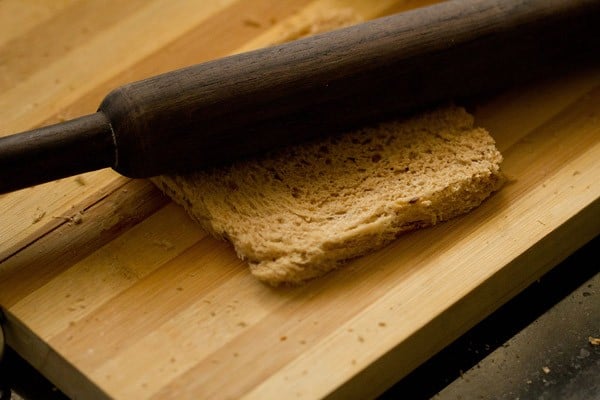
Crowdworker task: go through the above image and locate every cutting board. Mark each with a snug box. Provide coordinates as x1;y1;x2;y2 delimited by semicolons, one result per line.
1;1;598;399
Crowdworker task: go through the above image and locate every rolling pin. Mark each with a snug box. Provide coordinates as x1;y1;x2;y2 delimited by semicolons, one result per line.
1;0;599;194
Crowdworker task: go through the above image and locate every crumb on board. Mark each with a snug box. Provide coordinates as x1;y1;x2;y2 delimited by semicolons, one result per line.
243;18;262;28
32;207;46;224
542;366;551;374
589;336;600;346
53;211;84;225
152;239;174;250
71;212;83;225
74;176;86;186
270;8;362;45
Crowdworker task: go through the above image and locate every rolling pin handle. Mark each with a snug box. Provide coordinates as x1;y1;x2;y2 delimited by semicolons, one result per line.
0;112;116;194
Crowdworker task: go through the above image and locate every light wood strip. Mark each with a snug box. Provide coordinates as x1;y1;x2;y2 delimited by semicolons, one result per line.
47;237;245;371
0;0;80;48
473;67;600;152
9;202;206;339
235;0;403;52
0;0;239;136
0;171;124;262
0;0;148;93
0;179;169;308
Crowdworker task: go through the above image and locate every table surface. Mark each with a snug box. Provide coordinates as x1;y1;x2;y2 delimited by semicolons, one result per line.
1;1;599;399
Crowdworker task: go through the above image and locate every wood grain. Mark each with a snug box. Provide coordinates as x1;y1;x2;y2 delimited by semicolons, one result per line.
1;1;599;399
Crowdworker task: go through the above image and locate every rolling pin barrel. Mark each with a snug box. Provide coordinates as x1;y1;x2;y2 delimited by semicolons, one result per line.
1;0;599;193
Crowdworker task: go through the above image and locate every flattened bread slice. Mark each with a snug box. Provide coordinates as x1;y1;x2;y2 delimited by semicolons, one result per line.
152;106;504;285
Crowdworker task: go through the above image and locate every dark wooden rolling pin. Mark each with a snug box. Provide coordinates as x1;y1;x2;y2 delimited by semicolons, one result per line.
1;0;599;194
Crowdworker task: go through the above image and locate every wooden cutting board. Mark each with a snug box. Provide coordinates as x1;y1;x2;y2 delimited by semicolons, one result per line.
1;1;598;399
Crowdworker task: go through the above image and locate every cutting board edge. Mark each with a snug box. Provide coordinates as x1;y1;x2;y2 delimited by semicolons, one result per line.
1;306;110;400
323;195;600;400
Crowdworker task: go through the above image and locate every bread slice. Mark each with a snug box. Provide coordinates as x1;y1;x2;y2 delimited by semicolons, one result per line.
152;106;504;285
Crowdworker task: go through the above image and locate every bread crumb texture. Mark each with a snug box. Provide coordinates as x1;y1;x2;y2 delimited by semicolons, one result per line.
153;106;504;285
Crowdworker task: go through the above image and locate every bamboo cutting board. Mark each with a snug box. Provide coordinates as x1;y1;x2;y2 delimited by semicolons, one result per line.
1;1;599;399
